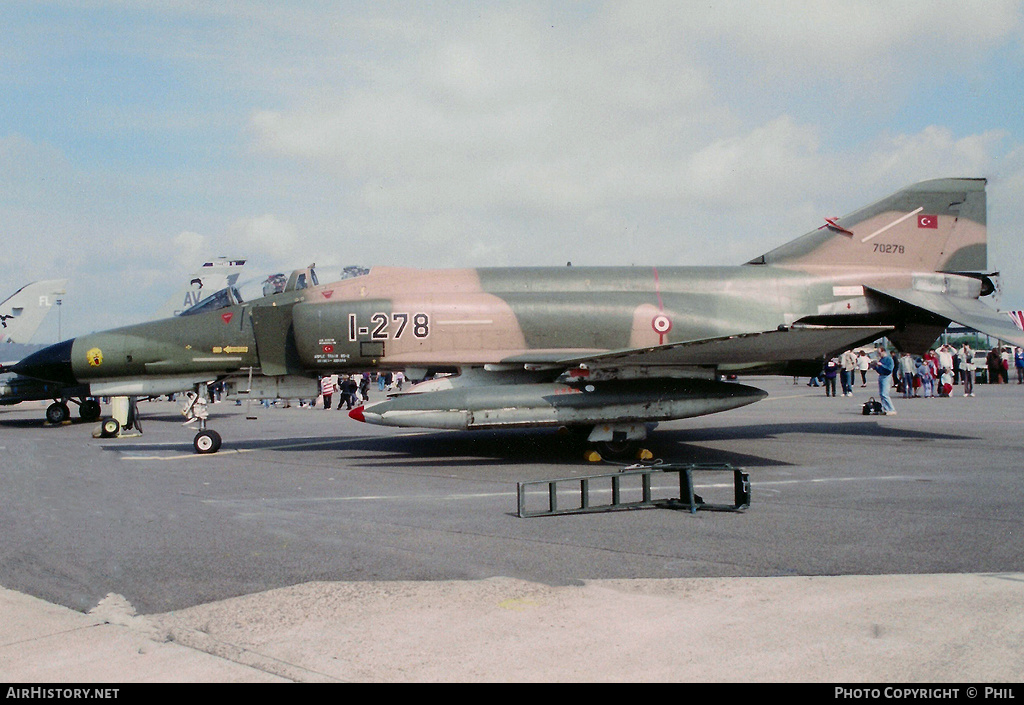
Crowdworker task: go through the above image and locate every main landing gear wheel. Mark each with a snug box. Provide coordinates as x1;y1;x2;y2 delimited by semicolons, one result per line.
585;441;655;463
599;439;635;457
46;402;70;424
193;429;222;454
79;399;102;422
583;440;636;463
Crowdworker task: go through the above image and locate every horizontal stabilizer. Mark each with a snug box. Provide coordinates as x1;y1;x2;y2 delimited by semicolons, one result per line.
553;325;891;369
868;287;1024;349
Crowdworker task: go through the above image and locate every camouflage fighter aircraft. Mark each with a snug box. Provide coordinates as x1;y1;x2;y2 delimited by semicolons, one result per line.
11;178;1022;455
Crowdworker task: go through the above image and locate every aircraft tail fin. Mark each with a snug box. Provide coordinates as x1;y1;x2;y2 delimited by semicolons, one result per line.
153;257;247;319
747;178;987;273
0;279;67;344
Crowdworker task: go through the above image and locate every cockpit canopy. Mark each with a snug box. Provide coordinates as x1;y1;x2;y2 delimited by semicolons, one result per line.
178;286;243;316
179;264;323;316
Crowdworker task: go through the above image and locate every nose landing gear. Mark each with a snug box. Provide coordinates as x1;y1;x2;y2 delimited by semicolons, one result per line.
182;387;222;454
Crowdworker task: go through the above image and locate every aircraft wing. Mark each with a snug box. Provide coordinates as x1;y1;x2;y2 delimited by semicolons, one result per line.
867;287;1024;349
509;325;891;369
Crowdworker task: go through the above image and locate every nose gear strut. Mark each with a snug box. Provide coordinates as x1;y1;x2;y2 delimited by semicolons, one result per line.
181;385;222;454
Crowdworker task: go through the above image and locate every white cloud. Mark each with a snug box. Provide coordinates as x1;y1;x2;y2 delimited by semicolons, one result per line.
860;127;1006;185
245;1;1022;241
247;3;729;222
680;117;825;207
225;214;300;265
634;0;1023;85
170;231;209;271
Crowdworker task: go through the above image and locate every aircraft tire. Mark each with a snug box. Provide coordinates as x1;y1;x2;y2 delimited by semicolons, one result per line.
80;400;102;422
100;418;120;438
193;429;222;454
46;402;70;425
596;439;635;459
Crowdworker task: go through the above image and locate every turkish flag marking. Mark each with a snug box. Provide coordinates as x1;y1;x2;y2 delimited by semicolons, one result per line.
221;312;234;324
917;215;938;229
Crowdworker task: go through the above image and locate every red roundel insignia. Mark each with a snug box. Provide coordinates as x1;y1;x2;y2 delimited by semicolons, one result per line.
323;344;334;354
651;314;672;334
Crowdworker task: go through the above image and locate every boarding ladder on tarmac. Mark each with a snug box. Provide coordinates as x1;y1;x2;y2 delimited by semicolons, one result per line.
516;463;750;518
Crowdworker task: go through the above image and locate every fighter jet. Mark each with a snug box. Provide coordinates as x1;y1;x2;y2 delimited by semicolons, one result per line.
12;178;1021;455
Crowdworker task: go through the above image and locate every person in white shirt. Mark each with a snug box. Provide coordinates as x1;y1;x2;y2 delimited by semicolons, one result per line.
959;345;975;397
840;350;857;396
857;350;870;387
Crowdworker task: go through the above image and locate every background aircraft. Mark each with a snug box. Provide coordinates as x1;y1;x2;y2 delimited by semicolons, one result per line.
0;279;80;421
12;178;1024;455
152;257;247;319
0;279;67;349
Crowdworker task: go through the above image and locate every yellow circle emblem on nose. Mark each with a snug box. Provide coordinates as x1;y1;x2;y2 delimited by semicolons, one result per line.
86;348;103;367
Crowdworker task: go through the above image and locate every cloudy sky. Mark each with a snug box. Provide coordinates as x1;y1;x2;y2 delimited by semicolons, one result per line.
2;0;1023;339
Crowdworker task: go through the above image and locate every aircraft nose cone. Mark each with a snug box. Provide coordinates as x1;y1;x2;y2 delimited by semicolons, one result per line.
11;338;77;385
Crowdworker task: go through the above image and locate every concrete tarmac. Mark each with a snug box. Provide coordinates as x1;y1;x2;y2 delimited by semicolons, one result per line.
2;375;1023;682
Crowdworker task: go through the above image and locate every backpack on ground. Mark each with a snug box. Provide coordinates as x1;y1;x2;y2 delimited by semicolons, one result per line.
862;398;884;415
